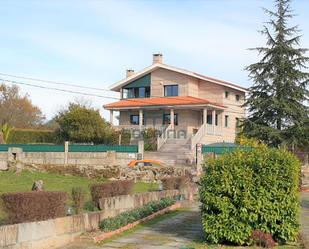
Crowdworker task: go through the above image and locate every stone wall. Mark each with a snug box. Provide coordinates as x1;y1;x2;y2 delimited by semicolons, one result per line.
0;189;193;249
98;189;191;211
0;150;137;172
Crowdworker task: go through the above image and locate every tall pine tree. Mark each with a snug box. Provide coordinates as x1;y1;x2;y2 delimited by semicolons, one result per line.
243;0;309;147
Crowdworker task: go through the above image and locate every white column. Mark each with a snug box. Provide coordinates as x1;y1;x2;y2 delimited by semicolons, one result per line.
139;109;143;131
170;109;174;129
203;108;208;125
212;109;216;134
109;110;114;125
221;111;225;128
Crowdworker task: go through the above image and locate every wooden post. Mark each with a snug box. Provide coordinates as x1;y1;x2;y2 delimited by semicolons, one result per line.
118;133;122;145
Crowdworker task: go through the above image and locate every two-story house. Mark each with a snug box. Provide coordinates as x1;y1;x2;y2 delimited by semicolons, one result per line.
104;54;246;165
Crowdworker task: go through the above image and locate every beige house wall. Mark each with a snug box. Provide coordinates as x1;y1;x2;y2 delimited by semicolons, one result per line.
151;68;192;97
118;68;246;144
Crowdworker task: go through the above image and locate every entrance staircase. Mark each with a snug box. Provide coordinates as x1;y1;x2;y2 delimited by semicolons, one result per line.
144;138;195;166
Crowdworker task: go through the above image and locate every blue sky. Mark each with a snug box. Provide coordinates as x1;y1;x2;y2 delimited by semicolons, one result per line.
0;0;308;120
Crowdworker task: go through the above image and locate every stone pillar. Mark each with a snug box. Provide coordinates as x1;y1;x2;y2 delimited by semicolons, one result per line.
138;140;144;160
212;109;216;134
64;141;69;165
109;110;114;125
196;143;203;175
139;109;143;131
170;109;174;129
203;108;207;125
221;111;225;127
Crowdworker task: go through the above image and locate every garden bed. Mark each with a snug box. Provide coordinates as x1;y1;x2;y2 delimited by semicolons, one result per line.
85;201;181;243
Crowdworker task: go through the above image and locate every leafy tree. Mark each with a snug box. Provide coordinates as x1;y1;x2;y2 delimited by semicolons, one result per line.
0;83;45;128
55;102;114;144
243;0;309;147
0;123;13;144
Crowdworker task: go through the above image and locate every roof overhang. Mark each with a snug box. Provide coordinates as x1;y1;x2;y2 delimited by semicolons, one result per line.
109;63;248;93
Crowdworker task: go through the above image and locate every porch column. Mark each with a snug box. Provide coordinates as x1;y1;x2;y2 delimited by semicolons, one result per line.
221;111;225;128
139;109;143;131
170;109;175;129
203;108;208;125
212;109;216;134
109;110;114;125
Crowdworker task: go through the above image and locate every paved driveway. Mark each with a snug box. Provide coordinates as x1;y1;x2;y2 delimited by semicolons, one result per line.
64;203;203;249
64;193;309;249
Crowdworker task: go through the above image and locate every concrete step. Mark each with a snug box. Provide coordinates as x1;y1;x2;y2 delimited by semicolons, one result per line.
165;139;189;145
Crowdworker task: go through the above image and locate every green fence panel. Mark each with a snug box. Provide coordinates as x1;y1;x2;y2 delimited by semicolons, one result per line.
0;144;64;152
0;144;138;153
68;145;138;153
202;145;252;154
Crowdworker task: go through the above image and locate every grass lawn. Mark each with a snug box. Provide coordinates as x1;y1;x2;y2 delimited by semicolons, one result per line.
0;170;158;224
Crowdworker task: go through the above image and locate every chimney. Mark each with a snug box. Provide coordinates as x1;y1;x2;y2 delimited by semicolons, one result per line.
153;53;163;64
126;69;134;78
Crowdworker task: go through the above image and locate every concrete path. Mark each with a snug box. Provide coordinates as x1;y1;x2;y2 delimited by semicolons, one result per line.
64;202;203;249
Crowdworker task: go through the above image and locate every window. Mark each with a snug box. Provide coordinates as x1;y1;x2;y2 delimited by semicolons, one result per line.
207;114;218;125
164;85;178;97
236;117;241;128
225;91;229;98
225;115;229;127
130;115;139;125
236;94;240;101
163;113;178;125
122;87;150;99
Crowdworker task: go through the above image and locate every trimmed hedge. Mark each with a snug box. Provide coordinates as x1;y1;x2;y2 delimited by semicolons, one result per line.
99;198;175;232
1;191;67;224
200;146;300;245
90;180;134;207
7;129;56;144
161;176;188;190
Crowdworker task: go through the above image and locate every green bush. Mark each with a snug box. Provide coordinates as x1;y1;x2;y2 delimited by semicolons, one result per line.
71;187;85;214
143;128;159;151
99;198;175;232
7;129;56;144
200;146;300;245
90;180;134;207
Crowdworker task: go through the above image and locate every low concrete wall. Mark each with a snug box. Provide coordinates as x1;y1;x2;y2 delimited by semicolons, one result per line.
0;189;192;249
99;189;190;212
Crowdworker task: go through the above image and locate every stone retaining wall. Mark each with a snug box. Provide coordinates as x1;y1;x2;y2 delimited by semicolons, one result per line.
0;150;137;171
0;189;193;249
99;189;192;211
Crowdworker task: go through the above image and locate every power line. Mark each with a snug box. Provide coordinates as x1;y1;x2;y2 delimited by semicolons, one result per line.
0;72;113;92
1;76;246;114
0;78;120;100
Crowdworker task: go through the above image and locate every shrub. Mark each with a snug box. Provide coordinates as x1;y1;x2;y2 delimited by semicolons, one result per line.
161;176;189;190
251;230;276;248
71;187;85;214
7;128;56;144
99;198;175;232
84;201;99;212
1;191;67;224
200;146;300;245
90;180;134;207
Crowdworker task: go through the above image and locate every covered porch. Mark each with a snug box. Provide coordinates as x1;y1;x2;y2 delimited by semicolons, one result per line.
109;105;226;138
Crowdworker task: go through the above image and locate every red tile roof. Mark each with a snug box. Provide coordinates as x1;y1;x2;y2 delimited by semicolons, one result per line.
104;96;226;109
